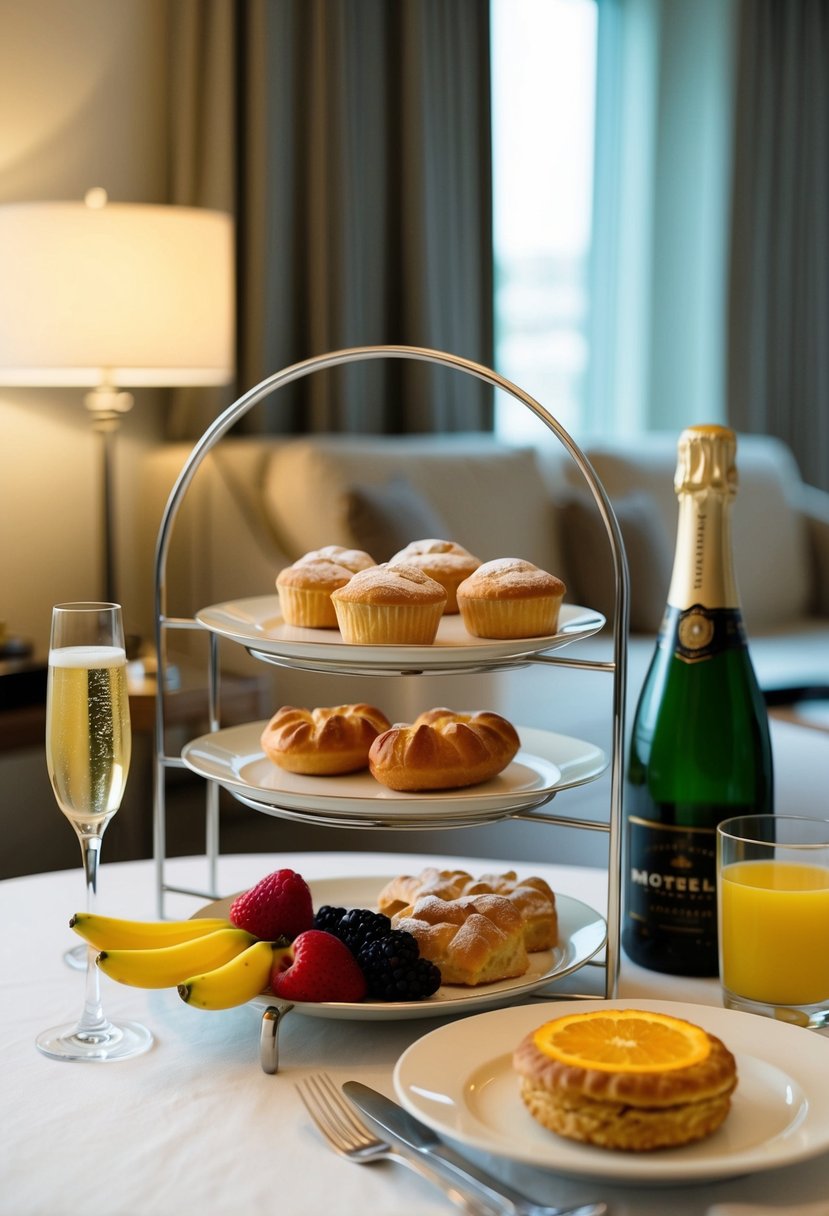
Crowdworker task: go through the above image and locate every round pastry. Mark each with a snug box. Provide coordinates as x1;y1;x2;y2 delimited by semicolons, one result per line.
513;1009;738;1152
330;563;447;645
456;558;566;639
368;708;520;791
392;892;529;985
377;867;557;951
388;539;481;613
260;704;392;775
276;558;354;628
295;545;376;573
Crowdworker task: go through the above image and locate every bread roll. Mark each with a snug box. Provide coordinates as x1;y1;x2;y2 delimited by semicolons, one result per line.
368;708;520;791
260;704;391;775
392;892;529;985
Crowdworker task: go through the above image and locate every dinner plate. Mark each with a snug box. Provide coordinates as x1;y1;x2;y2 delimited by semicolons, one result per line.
181;723;606;825
196;596;605;674
394;997;829;1183
196;875;607;1022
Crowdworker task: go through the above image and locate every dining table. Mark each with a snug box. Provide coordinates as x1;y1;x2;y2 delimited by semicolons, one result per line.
3;847;829;1216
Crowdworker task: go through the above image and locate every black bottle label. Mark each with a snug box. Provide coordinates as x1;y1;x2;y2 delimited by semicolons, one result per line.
626;816;717;937
661;604;747;664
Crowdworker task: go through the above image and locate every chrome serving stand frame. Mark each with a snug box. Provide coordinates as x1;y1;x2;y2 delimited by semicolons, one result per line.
151;345;629;1072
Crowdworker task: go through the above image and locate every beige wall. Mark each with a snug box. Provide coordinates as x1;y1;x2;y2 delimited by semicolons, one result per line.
0;0;169;655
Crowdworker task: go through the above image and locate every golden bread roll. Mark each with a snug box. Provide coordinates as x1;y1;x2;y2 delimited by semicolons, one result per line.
276;558;354;628
330;563;447;644
388;539;481;613
295;545;376;573
456;557;566;639
260;704;391;775
368;708;520;791
513;1010;738;1152
393;892;529;985
377;867;557;951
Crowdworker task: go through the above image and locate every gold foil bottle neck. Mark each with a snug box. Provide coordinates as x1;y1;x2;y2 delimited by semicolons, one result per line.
674;424;737;497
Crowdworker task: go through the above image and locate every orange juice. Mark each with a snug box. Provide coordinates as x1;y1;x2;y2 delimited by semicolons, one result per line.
720;859;829;1004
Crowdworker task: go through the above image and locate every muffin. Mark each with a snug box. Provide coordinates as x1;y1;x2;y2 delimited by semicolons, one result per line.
456;558;566;639
295;545;376;573
388;539;481;613
276;558;354;628
331;563;447;644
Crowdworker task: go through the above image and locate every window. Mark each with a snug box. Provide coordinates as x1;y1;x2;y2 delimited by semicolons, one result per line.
490;0;598;443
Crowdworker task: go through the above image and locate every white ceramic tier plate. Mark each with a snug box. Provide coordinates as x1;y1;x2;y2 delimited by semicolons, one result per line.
181;723;607;825
196;875;606;1021
195;596;604;673
394;997;829;1183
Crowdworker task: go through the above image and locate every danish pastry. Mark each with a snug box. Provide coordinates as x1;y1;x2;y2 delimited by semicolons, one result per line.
260;704;391;775
392;892;529;985
368;708;520;791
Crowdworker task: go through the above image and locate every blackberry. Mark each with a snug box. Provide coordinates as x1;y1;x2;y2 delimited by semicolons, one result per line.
313;905;392;955
358;929;442;1001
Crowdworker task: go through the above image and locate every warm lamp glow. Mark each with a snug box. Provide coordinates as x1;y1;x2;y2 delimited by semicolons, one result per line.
0;194;234;386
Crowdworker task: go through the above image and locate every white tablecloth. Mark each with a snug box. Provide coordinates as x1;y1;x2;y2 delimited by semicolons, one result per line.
3;850;829;1216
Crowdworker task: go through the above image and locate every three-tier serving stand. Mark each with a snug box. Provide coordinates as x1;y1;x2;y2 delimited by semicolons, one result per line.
151;346;629;1071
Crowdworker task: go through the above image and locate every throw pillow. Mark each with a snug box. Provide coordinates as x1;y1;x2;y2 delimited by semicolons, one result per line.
560;491;673;634
343;475;450;562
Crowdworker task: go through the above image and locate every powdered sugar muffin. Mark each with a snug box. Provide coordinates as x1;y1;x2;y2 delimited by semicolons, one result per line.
295;545;376;573
389;539;480;613
331;563;447;644
457;558;566;639
276;558;354;628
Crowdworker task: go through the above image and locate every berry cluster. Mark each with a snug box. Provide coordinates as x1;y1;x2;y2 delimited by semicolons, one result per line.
314;905;442;1001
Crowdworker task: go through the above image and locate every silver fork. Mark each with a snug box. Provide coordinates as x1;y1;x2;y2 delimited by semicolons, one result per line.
295;1074;607;1216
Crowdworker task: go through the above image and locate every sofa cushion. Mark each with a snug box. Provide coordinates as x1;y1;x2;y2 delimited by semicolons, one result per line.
560;491;673;633
344;474;451;561
262;434;565;574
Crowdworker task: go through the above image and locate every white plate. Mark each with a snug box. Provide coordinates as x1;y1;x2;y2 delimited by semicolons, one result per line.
197;875;607;1021
181;723;606;826
394;998;829;1183
196;596;604;674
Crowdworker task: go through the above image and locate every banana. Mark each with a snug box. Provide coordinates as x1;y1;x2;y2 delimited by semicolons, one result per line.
71;912;232;951
178;940;277;1010
96;928;256;988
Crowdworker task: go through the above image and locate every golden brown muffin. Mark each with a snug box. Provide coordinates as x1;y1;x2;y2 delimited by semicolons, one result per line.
295;545;376;573
392;892;529;985
260;704;391;775
377;867;557;951
456;558;566;639
368;708;520;791
330;563;447;644
513;1010;738;1152
388;539;481;613
276;558;354;628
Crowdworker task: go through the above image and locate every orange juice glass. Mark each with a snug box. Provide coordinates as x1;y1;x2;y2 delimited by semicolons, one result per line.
717;815;829;1028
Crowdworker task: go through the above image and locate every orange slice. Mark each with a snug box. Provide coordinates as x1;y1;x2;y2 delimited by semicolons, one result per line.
532;1008;711;1073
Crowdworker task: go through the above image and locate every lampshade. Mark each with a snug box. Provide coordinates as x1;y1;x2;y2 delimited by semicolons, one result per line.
0;195;234;387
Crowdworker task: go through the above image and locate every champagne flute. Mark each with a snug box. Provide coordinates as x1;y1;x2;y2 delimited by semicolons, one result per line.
36;603;153;1062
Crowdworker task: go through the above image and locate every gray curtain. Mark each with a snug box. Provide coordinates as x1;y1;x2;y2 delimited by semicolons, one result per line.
165;0;494;439
727;0;829;491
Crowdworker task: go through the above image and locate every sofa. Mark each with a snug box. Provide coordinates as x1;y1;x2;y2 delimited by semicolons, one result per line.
141;429;829;866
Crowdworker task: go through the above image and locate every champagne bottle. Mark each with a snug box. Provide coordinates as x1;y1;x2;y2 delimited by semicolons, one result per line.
622;424;773;976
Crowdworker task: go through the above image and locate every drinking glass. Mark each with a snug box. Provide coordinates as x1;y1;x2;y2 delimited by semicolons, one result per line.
717;814;829;1029
36;603;153;1061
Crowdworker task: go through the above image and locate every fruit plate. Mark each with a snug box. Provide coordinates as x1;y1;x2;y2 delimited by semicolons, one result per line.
194;875;607;1021
195;596;605;674
181;723;607;828
393;998;829;1184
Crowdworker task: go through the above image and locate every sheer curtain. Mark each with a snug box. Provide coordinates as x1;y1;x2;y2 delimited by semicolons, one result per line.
165;0;494;439
727;0;829;491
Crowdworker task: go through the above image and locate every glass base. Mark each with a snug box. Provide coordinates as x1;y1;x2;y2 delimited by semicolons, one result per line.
64;943;89;971
722;987;829;1030
36;1019;154;1062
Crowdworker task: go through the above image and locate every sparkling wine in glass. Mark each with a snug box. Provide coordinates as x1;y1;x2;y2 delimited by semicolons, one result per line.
36;602;153;1062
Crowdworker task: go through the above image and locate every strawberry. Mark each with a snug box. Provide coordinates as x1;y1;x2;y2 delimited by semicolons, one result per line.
270;930;367;1002
228;869;314;942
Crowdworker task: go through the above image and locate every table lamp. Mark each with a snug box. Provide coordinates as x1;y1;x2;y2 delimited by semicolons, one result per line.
0;189;235;606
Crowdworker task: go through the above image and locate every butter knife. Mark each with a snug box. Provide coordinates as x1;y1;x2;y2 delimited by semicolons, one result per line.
343;1081;607;1216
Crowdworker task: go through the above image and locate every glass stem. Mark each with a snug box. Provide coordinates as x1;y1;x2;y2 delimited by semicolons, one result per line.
75;832;109;1036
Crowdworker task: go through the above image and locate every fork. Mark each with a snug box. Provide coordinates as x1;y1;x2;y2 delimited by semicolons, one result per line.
295;1074;607;1216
